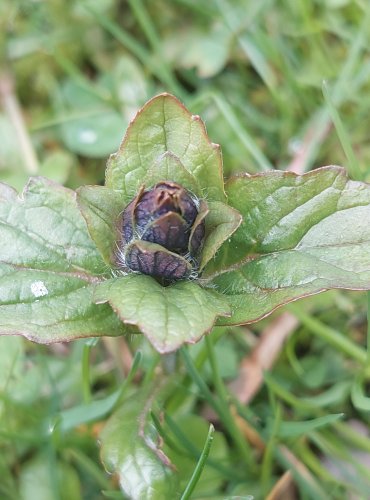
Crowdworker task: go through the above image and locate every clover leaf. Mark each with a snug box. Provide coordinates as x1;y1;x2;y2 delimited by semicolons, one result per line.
0;93;369;352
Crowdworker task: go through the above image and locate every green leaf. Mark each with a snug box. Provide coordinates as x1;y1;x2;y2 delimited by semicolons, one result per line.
58;389;120;433
59;351;141;432
211;167;370;325
100;393;179;500
61;111;125;158
165;24;230;78
111;56;148;118
19;455;82;500
0;336;43;405
201;201;242;270
0;263;124;342
58;79;126;158
0;336;23;384
351;376;370;411
0;113;30;190
302;381;351;408
0;178;124;342
77;185;124;266
105;93;226;203
0;177;106;274
144;151;201;196
39;151;74;185
94;274;231;353
276;413;344;438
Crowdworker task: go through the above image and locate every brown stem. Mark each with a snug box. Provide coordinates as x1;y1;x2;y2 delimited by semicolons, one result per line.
228;312;299;405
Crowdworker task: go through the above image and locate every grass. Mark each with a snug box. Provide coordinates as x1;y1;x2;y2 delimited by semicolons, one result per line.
1;0;370;498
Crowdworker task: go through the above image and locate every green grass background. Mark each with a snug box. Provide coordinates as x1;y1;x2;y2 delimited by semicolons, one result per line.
0;1;370;499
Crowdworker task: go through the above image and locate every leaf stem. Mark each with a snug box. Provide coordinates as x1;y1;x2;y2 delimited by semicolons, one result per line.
180;424;214;500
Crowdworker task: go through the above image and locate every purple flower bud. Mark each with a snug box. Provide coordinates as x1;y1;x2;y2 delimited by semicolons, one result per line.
117;182;206;280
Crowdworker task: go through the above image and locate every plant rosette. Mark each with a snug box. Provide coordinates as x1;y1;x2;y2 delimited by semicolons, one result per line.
0;93;369;353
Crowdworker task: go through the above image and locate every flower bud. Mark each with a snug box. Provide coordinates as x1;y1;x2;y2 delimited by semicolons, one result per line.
118;182;206;280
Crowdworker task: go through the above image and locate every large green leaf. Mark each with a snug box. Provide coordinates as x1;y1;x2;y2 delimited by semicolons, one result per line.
58;79;126;158
0;178;124;342
212;167;370;325
0;177;106;274
100;392;179;500
105;93;226;203
0;263;124;342
94;274;231;353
